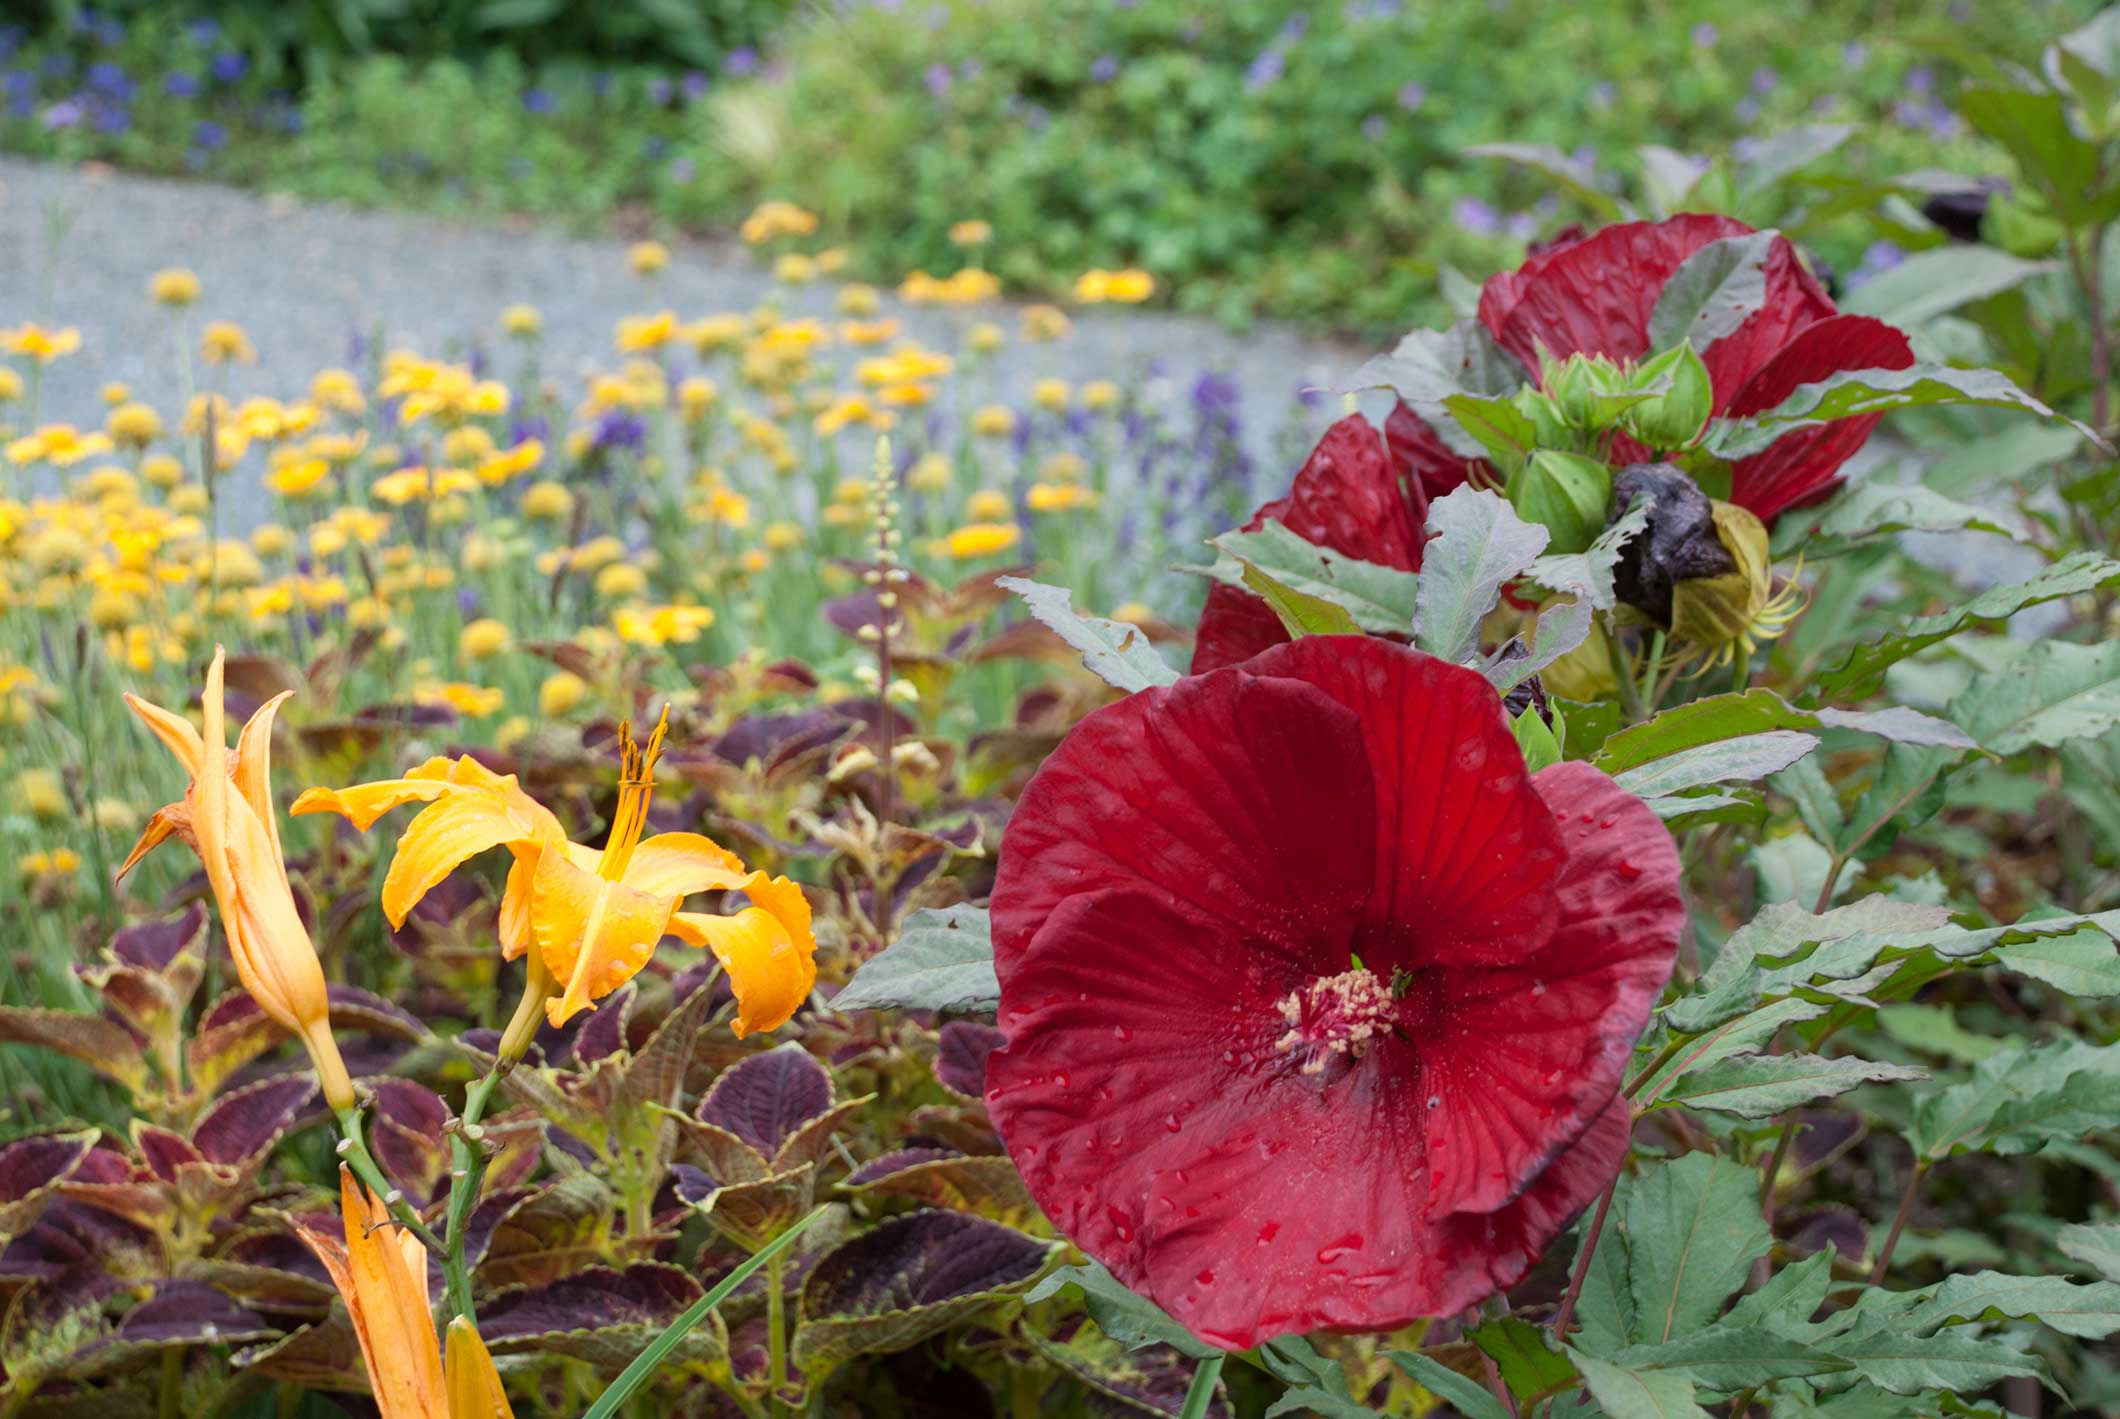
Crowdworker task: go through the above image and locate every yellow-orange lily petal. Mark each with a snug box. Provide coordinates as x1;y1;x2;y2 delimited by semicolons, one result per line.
123;647;353;1110
118;802;189;880
291;1167;447;1419
599;831;750;899
122;691;206;777
534;849;676;1027
444;1317;514;1419
380;789;547;931
669;872;817;1037
290;760;459;829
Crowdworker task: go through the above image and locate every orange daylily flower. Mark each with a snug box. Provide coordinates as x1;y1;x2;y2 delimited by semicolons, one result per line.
122;647;355;1111
292;1168;514;1419
294;711;817;1034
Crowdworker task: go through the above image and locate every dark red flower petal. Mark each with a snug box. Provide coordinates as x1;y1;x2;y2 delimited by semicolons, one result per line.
1724;312;1917;521
1190;415;1426;673
989;887;1437;1350
1484;214;1759;371
991;662;1377;978
1241;637;1567;971
1384;399;1483;507
1409;761;1682;1215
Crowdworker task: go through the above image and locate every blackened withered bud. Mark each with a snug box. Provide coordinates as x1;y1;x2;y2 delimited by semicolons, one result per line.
1610;463;1734;628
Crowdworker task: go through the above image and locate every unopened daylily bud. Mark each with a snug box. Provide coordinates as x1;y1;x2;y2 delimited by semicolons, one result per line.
445;1316;516;1418
121;647;355;1111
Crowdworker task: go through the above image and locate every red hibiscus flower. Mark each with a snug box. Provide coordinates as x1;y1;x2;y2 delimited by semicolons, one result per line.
985;636;1685;1348
1190;414;1426;673
1398;213;1914;524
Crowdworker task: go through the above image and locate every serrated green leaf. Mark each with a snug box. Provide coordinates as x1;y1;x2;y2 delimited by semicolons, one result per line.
1820;552;2120;699
1613;733;1819;798
1703;363;2105;462
1595;691;1972;777
1414;487;1549;663
1570;1349;1711;1419
1204;521;1423;634
1991;927;2120;996
1838;246;2055;328
1850;1270;2120;1339
998;577;1178;693
1724;1249;1838;1341
2058;1223;2120;1283
1344;317;1529;459
1656;1052;1925;1119
1909;1039;2120;1161
1578;1154;1774;1353
1526;496;1652;612
1648;231;1780;353
1237;560;1360;637
1024;1261;1216;1360
1811;1325;2048;1397
831;905;997;1014
1470;1315;1576;1400
1875;1005;2003;1065
1947;638;2120;753
1610;1327;1853;1389
1387;1350;1514;1419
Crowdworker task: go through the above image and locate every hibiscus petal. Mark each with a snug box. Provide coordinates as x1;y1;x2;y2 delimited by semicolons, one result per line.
668;873;816;1037
1488;214;1766;370
380;789;541;928
533;851;675;1026
622;832;751;899
1190;415;1426;673
1725;313;1916;522
991;663;1377;978
1242;637;1567;970
1384;399;1481;507
1411;760;1683;1216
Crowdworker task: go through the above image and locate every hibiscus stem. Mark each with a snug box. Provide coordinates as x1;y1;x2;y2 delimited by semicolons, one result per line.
1550;1175;1619;1342
1601;617;1646;723
1869;1159;1928;1285
1178;1352;1225;1419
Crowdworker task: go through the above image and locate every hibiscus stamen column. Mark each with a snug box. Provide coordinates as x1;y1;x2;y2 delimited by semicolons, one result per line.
1273;968;1398;1079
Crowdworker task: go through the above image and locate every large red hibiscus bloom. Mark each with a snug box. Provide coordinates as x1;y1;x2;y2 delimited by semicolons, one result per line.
1191;413;1426;673
1398;213;1914;524
985;636;1685;1348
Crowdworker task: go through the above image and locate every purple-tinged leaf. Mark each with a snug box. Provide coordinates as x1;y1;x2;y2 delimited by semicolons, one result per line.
666;1114;771;1185
476;1176;617;1291
230;1311;362;1388
1786;1204;1868;1264
116;1282;273;1345
699;1044;833;1159
110;905;207;973
369;1080;452;1206
837;1150;1033;1221
323;985;426;1041
481;1262;725;1371
934;1022;1006;1099
1029;1319;1233;1419
713;710;854;771
1;1199;161;1281
572;984;635;1065
134;1127;202;1182
772;1097;873;1175
0;1132;97;1241
794;1209;1057;1373
192;1075;317;1168
846;1149;957;1187
685;1164;817;1251
0;1007;150;1092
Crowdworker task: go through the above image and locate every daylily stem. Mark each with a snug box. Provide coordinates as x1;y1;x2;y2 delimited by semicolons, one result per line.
441;1067;505;1324
332;1106;447;1254
766;1246;789;1415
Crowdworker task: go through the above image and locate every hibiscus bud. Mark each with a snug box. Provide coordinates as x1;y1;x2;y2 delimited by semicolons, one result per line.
1622;343;1714;451
1518;389;1572;447
1544;353;1599;427
1510;450;1612;555
1609;463;1734;627
1988;189;2064;259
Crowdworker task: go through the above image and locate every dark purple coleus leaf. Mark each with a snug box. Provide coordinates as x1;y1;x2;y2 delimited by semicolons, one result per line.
136;1127;203;1181
192;1075;316;1168
1;1199;158;1281
114;1281;272;1345
934;1022;1006;1099
369;1079;451;1205
698;1044;833;1159
109;904;206;973
1785;1205;1866;1264
0;1133;96;1209
571;983;635;1066
713;710;853;771
478;1263;701;1344
801;1209;1051;1318
844;1149;958;1187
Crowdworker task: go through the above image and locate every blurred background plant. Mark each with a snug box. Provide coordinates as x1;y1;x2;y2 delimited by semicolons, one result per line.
0;0;2105;332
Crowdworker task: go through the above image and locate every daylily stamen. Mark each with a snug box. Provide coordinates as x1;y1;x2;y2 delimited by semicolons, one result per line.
597;706;668;883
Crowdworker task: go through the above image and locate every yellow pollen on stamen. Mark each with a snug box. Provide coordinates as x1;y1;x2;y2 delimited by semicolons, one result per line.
598;705;668;882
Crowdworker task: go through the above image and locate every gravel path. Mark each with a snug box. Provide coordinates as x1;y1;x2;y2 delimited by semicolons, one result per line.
0;157;1365;523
